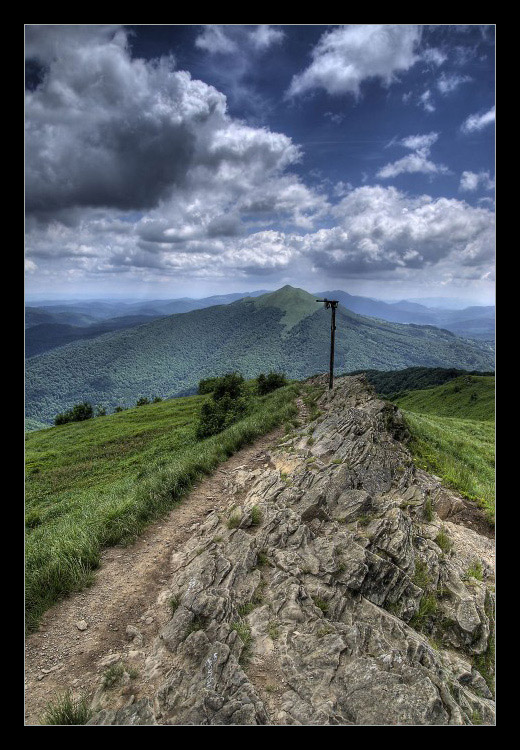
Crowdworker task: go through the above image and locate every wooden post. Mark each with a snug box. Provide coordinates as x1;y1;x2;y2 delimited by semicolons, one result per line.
329;303;336;390
316;299;339;390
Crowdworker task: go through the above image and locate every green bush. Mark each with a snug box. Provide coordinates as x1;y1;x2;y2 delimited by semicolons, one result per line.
136;397;150;406
196;394;248;439
212;372;245;400
257;372;288;395
54;402;94;426
196;373;248;439
198;376;223;395
198;373;245;397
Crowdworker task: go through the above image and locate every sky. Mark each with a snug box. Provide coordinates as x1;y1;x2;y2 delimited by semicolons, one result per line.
25;24;495;303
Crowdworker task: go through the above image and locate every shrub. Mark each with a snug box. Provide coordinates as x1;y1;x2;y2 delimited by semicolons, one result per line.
136;397;150;406
410;592;438;630
96;407;107;417
153;396;163;403
198;372;245;398
102;662;125;689
257;371;288;395
114;406;125;413
54;402;94;426
198;376;222;395
196;395;248;439
196;373;248;439
212;372;245;400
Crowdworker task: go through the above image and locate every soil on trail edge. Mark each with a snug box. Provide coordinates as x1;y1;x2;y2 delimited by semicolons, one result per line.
24;424;289;725
25;377;494;726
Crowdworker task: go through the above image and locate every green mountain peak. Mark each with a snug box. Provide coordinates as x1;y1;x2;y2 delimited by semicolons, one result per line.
251;285;319;333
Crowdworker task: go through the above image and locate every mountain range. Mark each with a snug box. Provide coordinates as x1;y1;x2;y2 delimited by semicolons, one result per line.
25;287;494;359
25;286;495;425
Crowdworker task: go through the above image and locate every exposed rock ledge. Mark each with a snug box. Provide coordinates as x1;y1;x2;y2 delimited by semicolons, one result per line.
89;375;495;726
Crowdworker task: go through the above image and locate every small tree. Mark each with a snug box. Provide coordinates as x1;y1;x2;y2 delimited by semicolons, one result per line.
54;402;94;426
96;406;107;417
153;396;163;403
136;397;150;407
257;372;288;395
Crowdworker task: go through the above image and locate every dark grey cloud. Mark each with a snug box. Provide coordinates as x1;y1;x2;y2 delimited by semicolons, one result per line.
25;27;219;216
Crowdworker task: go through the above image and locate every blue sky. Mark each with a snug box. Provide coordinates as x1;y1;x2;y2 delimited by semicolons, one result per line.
25;25;495;303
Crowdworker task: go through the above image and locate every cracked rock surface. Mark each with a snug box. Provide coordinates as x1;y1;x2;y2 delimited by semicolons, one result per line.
89;375;495;726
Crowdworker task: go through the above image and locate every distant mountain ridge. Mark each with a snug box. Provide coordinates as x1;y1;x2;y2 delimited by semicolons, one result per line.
26;285;494;425
25;287;494;358
317;290;494;339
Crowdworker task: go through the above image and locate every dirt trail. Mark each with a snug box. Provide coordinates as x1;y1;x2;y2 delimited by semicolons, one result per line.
24;424;289;725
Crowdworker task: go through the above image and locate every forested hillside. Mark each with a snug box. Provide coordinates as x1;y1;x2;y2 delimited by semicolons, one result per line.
25;286;495;424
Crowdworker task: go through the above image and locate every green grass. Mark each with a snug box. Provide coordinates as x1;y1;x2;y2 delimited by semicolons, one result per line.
403;411;494;523
465;560;484;582
393;374;494;524
395;375;494;421
42;690;92;725
25;383;299;630
435;529;454;554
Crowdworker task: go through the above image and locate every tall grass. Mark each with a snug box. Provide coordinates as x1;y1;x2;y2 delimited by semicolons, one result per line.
403;411;495;523
25;385;299;630
42;690;92;725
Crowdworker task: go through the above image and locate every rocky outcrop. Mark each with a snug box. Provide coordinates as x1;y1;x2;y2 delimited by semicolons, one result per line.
89;376;495;726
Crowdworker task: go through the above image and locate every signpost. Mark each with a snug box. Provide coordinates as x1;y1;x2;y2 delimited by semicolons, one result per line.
316;299;339;390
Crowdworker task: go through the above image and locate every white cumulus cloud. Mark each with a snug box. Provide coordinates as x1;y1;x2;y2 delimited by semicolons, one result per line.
298;186;495;275
459;171;495;192
288;24;422;97
461;106;495;133
437;72;472;94
378;132;448;179
195;25;284;55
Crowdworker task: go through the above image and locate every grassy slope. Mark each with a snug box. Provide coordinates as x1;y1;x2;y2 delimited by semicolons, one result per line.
353;366;495;399
26;287;494;425
25;383;301;630
395;375;495;420
394;375;495;522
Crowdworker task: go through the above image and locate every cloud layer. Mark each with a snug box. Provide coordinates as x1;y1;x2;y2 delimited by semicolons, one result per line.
25;25;495;298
